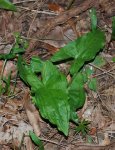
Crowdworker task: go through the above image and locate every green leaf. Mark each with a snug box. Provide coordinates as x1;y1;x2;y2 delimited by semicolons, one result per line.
88;78;97;91
0;33;28;61
51;29;105;75
36;88;70;136
0;53;16;60
83;66;97;91
0;0;16;11
75;119;90;137
68;73;86;123
112;16;115;40
12;32;28;54
35;61;70;135
89;8;97;31
3;72;11;95
92;55;106;67
112;57;115;62
29;131;44;150
87;135;93;143
17;56;42;92
30;56;43;73
41;61;67;90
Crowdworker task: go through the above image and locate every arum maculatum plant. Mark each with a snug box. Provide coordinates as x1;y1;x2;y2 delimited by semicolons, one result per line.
0;8;107;136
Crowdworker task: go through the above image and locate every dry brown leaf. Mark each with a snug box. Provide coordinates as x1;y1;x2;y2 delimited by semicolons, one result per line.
90;127;97;135
23;91;41;136
100;133;111;146
91;104;107;129
0;60;17;79
48;3;64;13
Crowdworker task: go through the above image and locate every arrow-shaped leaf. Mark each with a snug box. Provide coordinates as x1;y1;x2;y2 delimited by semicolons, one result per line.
35;61;70;136
51;29;105;75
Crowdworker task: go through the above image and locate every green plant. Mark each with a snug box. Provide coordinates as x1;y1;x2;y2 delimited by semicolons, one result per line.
112;16;115;40
0;32;28;60
0;60;12;96
51;29;105;75
75;119;90;137
2;72;11;95
17;26;105;135
89;8;97;31
0;33;27;96
29;131;44;150
0;9;107;136
0;0;16;11
112;57;115;62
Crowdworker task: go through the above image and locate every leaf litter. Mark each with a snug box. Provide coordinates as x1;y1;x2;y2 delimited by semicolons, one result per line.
0;0;115;149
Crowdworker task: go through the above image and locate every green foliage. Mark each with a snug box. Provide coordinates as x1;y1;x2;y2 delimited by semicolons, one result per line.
35;61;70;136
0;33;27;60
0;0;16;11
0;70;11;96
29;131;44;150
17;56;42;93
112;57;115;62
87;135;93;143
89;8;97;31
17;28;106;136
75;119;90;137
0;11;109;136
12;32;28;54
0;33;28;96
2;72;11;95
82;55;106;92
0;53;16;60
112;16;115;40
88;78;97;91
93;55;106;67
18;57;70;135
83;67;97;91
68;73;85;123
51;29;105;75
30;56;43;73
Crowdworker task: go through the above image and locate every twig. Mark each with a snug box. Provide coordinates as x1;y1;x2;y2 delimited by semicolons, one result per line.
27;0;45;37
38;137;67;147
89;63;115;79
17;6;57;15
66;0;76;10
13;0;36;4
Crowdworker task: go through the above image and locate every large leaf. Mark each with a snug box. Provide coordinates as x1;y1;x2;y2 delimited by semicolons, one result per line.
68;73;86;123
17;56;42;92
41;61;67;90
36;88;69;135
0;0;16;11
35;61;70;135
51;29;105;74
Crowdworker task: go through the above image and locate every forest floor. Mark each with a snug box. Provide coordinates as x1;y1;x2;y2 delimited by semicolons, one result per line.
0;0;115;149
